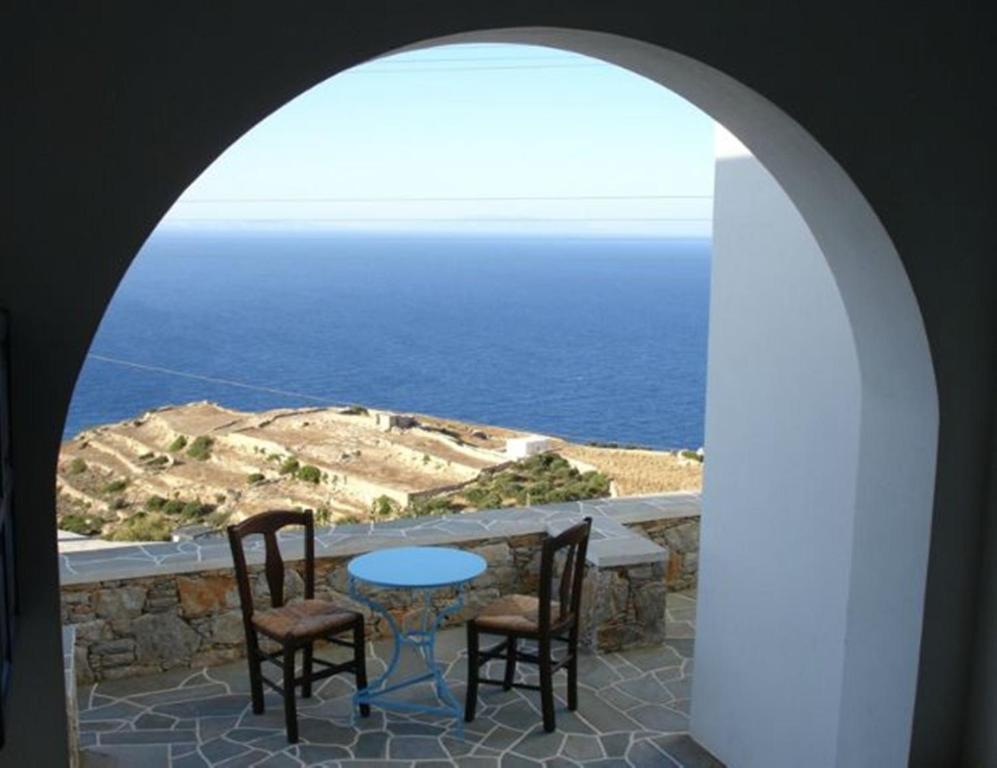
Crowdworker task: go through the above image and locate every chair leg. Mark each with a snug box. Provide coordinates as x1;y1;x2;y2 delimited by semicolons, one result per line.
567;633;579;711
465;622;479;723
282;645;298;743
353;619;370;717
302;642;313;699
539;637;555;732
503;636;517;691
248;637;265;715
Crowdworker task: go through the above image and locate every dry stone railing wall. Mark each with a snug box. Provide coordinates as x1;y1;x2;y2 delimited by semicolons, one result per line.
60;495;700;684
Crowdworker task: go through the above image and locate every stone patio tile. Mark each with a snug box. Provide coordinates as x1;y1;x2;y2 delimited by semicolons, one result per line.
296;716;357;744
154;693;251;718
599;733;630;757
130;682;229;707
575;695;641;733
133;712;177;729
653;734;726;767
172;752;211;768
100;728;198;745
225;726;279;743
354;729;390;758
617;675;676;704
452;757;500;768
244;732;295;753
388;720;446;736
389;734;448;759
628;703;688;732
296;743;352;763
664;677;693;701
628;738;680;767
575;653;621;688
251;753;301;768
510;727;565;760
618;645;684;673
199;735;251;763
80;720;128;733
81;744;171;767
443;734;475;757
478;724;525;752
492;699;545;730
79;701;147;722
598;685;642;711
562;733;603;761
198;715;241;741
667;640;695;660
213;748;274;767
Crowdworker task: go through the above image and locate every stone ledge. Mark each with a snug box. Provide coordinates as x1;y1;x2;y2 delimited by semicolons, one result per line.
60;494;700;586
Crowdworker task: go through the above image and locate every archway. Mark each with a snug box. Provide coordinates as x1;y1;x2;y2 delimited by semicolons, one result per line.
48;26;938;768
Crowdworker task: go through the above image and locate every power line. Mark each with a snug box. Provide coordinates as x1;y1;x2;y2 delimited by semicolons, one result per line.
86;354;335;404
178;194;714;205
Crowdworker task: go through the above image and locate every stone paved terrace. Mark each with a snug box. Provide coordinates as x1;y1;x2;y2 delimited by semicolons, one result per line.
60;494;701;584
79;591;718;768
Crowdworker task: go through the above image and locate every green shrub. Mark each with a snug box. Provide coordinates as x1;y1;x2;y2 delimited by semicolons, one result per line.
679;449;704;462
110;497;129;510
60;514;102;535
342;405;369;416
246;472;265;485
147;455;169;467
146;495;167;510
371;495;400;518
168;435;188;452
314;506;333;525
297;465;321;484
186;436;213;461
108;512;172;542
138;452;153;460
163;499;186;516
279;457;300;475
68;457;87;475
408;496;460;517
102;478;128;494
181;501;214;519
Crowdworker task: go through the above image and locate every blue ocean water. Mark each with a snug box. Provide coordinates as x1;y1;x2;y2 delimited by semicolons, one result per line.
66;231;710;450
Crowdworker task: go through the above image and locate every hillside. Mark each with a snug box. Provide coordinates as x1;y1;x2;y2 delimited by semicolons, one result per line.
56;402;702;543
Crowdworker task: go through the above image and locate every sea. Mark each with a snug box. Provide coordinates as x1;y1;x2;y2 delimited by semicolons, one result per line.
65;230;710;450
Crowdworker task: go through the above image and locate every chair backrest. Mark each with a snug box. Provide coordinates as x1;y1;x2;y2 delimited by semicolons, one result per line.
538;516;592;633
227;510;315;626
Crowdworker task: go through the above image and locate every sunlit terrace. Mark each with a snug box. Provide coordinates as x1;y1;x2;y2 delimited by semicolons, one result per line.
61;495;714;767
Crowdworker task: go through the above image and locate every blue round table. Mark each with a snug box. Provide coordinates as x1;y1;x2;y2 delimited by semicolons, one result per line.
348;546;486;732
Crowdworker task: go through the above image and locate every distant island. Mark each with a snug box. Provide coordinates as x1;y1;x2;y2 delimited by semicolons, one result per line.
56;402;703;544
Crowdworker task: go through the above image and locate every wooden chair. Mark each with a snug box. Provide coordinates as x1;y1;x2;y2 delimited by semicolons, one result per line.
465;517;592;732
227;510;368;743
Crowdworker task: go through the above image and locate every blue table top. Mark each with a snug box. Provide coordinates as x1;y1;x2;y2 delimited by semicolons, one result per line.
348;546;487;589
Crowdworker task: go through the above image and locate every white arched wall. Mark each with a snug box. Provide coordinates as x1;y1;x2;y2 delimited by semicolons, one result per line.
397;29;938;766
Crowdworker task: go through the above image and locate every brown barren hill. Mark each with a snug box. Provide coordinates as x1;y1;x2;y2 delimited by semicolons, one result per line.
553;441;703;496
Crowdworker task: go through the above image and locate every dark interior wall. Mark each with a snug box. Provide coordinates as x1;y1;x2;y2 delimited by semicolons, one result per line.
1;2;993;766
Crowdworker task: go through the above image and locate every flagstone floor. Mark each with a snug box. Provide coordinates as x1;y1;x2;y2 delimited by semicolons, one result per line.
79;591;718;767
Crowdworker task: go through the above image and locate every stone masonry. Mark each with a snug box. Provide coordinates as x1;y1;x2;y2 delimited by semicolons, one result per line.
60;496;701;684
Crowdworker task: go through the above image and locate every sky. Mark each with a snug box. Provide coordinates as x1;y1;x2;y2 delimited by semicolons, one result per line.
161;44;716;237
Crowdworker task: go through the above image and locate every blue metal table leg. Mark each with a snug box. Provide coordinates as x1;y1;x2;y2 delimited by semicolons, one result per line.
349;576;468;738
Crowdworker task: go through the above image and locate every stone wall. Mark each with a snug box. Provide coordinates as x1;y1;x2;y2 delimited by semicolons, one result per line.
581;561;668;651
60;496;702;684
63;534;555;683
630;516;700;591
